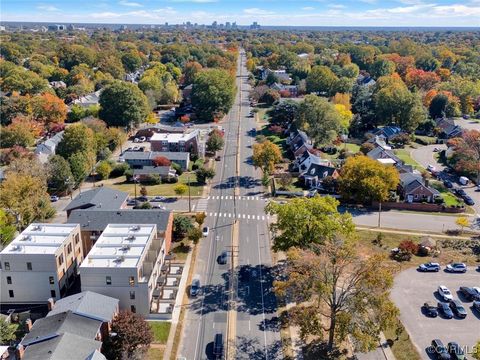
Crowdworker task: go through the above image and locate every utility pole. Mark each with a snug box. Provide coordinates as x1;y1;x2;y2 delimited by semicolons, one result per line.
187;174;192;212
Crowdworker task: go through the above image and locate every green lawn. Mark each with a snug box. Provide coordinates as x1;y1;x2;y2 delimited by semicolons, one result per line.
108;172;204;197
170;239;192;261
383;319;421;360
393;148;421;169
320;143;361;160
147;347;164;359
149;321;171;344
430;181;463;207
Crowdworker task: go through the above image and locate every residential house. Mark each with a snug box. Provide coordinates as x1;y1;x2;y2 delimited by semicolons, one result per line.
35;131;64;164
67;209;173;253
287;129;313;158
121;151;190;171
371;126;403;142
150;130;200;155
301;163;339;188
64;187;129;217
49;81;66;89
270;83;298;97
399;173;440;203
435;118;463;139
0;224;83;304
294;150;332;175
133;166;177;181
80;224;167;316
261;68;292;83
357;74;376;87
71;90;101;108
366;146;402;166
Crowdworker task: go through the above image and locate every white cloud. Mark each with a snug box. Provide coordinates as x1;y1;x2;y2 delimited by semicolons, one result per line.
170;0;218;3
118;0;142;7
36;5;60;11
328;4;346;9
243;8;276;15
153;7;177;15
359;0;378;4
301;6;315;10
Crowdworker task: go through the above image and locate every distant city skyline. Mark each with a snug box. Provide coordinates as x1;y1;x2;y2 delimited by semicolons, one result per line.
1;0;480;27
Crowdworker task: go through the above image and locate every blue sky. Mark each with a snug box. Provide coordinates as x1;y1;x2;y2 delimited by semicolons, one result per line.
2;0;479;27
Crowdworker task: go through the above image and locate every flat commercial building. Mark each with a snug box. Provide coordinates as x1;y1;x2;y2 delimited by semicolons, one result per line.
0;224;83;304
80;224;167;315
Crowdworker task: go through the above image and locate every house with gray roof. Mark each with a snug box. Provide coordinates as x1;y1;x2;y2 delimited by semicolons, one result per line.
133;166;177;180
65;187;129;217
367;146;401;166
35;131;64;164
67;209;174;252
71;90;101;108
301;163;339;189
121;150;190;170
399;172;440;203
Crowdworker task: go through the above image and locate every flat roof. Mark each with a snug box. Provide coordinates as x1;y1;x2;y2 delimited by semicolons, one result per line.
81;224;156;269
1;224;78;256
150;130;198;142
377;158;396;164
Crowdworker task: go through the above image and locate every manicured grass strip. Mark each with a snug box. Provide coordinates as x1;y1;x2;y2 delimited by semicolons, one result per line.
384;319;421;360
150;321;171;344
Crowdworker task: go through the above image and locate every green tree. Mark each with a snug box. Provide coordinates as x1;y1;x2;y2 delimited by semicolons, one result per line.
260;89;280;105
369;59;395;78
297;94;342;146
195;167;215;184
0;317;18;344
276;242;398;352
103;310;153;360
69;151;94;185
306;65;338;95
47;155;73;193
268;100;299;127
99;81;150;129
173;215;194;240
187;227;203;245
0;209;17;246
429;93;460;119
206;131;225;153
56;123;96;160
96;160;112;180
265;196;355;251
252;140;282;175
191;68;235;121
174;184;188;198
0;121;36;148
183;61;203;85
121;51;142;72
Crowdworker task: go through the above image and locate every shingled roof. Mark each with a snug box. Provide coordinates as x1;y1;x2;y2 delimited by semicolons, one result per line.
65;187;129;212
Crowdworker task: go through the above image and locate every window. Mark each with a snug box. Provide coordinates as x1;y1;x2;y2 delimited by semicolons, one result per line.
106;276;112;285
130;305;136;313
8;290;14;298
129;291;135;300
0;262;2;269
50;290;56;298
4;262;10;271
75;234;80;244
58;255;64;266
27;262;32;271
49;276;55;285
129;276;135;286
6;276;12;285
67;244;72;254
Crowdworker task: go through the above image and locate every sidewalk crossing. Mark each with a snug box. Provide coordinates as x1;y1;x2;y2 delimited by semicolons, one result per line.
206;195;264;201
194;198;209;212
206;212;271;221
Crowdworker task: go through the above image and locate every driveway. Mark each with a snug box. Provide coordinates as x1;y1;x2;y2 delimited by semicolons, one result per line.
391;267;480;359
454;118;480;131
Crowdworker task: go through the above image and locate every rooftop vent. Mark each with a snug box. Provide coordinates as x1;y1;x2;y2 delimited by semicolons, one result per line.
19;235;31;241
126;235;135;241
129;225;140;231
11;245;22;251
120;245;131;252
113;256;125;263
31;225;42;231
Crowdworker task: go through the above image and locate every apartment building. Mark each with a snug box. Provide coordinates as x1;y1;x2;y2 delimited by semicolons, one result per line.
150;130;199;154
0;224;83;304
80;224;167;315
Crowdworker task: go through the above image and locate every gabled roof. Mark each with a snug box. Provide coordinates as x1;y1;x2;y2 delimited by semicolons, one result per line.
35;131;64;154
303;163;338;178
133;166;175;176
122;151;190;162
367;146;401;164
65;187;129;212
22;333;104;360
399;172;423;187
21;311;102;347
373;126;402;139
47;291;118;323
67;209;172;233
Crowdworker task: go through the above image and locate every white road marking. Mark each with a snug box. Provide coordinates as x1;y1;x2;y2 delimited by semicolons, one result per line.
247;215;250;219
256;224;269;359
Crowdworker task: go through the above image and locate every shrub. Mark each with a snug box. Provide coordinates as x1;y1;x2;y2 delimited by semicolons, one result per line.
110;163;130;178
398;239;419;254
153;156;171;167
360;142;375;155
96;160;112;180
140;174;161;185
171;162;183;175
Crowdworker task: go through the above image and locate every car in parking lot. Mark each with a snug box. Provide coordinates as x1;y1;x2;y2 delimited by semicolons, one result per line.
427;164;436;172
202;226;209;237
151;196;166;202
418;262;441;272
217;250;228;265
454;188;467;197
127;199;137;206
190;278;200;297
443;180;453;188
215;155;221;161
459;286;480;301
136;196;149;202
445;263;467;273
447;342;466;360
50;195;59;202
463;196;475;205
437;302;454;319
422;302;438;317
152;205;167;210
449;300;467;318
438;285;454;301
472;300;480;313
431;339;451;359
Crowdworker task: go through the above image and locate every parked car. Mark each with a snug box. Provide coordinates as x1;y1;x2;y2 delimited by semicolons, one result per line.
152;205;167;210
202;226;209;237
190;278;200;297
127;199;137;206
50;195;59;202
431;339;452;360
459;286;480;301
443;180;453;188
438;285;454;301
139;136;146;142
437;302;454;319
151;196;166;202
447;342;466;360
427;164;436;172
433;147;441;152
449;300;467;318
473;300;480;313
136;196;149;202
418;262;440;272
463;196;475;206
445;263;467;273
133;138;140;143
215;155;221;161
217;250;228;265
422;302;438;317
213;333;224;359
454;188;467;197
459;176;469;185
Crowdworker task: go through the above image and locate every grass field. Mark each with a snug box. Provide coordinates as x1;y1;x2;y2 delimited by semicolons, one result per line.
430;181;463;207
108;172;204;196
393;148;421;169
150;321;171;343
384;319;421;360
147;347;164;359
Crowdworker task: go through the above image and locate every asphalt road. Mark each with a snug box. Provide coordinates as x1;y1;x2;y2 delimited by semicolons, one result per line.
410;144;480;215
391;267;480;360
178;51;282;360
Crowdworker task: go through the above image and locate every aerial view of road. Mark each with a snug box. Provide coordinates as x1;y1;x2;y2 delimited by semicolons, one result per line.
178;51;282;360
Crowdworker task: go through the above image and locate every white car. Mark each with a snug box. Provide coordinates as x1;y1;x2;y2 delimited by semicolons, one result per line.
427;164;436;172
438;285;454;301
202;226;209;237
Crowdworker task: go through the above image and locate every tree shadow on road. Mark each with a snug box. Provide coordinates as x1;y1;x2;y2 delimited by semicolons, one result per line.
235;335;283;360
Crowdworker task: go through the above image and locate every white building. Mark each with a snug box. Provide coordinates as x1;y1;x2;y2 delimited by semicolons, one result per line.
0;223;83;304
80;224;167;315
35;131;64;164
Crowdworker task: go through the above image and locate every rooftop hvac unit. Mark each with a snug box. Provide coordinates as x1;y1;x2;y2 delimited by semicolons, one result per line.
129;225;140;231
120;245;131;252
113;256;125;263
126;235;135;241
31;225;42;231
19;235;31;241
11;245;22;251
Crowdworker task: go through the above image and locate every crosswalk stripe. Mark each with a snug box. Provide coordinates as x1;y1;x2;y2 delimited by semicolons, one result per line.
262;216;265;220
247;215;250;219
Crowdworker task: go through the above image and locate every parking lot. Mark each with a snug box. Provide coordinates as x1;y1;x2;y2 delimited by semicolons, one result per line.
391;267;480;359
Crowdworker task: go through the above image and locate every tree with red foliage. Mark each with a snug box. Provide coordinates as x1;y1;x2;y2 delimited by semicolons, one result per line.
268;125;285;135
0;146;34;166
382;53;415;78
152;156;171;167
405;69;440;91
103;310;153;360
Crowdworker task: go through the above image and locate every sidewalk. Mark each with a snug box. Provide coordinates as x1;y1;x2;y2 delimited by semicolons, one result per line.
356;226;475;239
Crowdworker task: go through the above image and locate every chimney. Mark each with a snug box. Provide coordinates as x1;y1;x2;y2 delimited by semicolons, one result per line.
16;345;25;359
47;297;55;311
25;319;33;332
